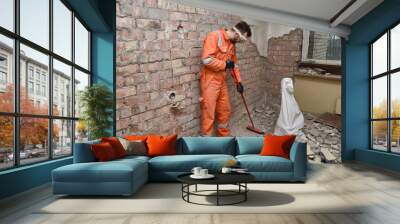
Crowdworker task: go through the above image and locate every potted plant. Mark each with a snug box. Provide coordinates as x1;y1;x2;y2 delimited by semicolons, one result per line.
79;84;113;140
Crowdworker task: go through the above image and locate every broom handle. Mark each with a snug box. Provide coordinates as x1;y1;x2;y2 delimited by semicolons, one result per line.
229;68;256;128
240;92;255;128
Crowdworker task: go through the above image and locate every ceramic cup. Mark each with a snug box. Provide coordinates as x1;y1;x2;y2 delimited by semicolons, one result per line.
200;169;208;176
221;167;232;174
191;167;202;176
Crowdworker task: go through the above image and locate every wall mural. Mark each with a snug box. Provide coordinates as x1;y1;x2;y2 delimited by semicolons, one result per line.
115;0;342;163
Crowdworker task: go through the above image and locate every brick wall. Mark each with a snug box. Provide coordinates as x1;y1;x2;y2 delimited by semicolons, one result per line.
116;0;268;136
308;31;330;60
264;29;303;106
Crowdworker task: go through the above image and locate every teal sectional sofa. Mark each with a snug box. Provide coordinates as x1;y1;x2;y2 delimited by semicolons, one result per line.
52;137;307;196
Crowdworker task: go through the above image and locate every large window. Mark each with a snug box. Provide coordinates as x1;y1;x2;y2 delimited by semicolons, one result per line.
0;0;91;171
370;23;400;153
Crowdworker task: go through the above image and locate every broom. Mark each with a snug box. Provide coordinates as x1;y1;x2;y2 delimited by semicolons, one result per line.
230;69;264;135
240;92;265;134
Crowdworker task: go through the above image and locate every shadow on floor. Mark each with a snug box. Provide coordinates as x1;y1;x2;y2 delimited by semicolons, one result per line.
202;190;295;207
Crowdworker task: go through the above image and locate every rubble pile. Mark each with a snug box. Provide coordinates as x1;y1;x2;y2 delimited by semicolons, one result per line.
298;67;337;77
231;102;341;163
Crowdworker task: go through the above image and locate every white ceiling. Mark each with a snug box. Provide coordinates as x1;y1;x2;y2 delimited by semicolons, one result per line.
224;0;352;22
172;0;384;37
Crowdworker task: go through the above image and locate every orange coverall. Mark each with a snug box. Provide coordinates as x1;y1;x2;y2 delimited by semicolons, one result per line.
200;28;242;136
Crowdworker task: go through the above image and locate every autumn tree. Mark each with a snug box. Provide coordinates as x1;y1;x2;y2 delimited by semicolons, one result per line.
372;99;400;143
391;99;400;142
0;85;13;150
0;84;59;152
372;100;388;139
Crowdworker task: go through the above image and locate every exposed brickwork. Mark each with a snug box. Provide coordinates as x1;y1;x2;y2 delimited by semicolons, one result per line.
264;29;303;106
308;31;330;60
116;0;268;136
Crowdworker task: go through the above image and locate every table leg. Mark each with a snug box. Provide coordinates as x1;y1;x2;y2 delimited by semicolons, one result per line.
181;184;183;199
217;184;219;206
188;184;190;202
195;184;197;192
245;183;247;201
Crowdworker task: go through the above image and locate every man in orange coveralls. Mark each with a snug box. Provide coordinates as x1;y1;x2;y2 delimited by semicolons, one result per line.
200;21;252;136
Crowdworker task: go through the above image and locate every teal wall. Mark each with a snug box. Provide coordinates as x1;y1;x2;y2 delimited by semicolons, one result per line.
355;149;400;172
91;0;116;135
0;0;116;200
92;32;116;135
66;0;111;32
343;0;400;171
0;158;72;199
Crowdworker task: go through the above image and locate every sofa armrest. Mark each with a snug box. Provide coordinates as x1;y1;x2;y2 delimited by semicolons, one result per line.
73;140;100;163
289;142;307;181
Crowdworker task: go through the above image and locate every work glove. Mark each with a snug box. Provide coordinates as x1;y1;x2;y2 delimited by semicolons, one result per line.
236;82;244;94
225;60;235;70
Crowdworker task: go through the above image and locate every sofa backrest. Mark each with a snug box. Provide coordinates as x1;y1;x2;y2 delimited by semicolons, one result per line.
73;139;100;163
177;137;236;155
74;136;273;160
236;137;264;155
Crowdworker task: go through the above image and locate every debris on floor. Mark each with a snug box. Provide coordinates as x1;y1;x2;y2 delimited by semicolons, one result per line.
231;101;341;163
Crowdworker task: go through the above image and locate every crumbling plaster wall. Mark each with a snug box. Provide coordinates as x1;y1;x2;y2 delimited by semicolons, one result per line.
263;29;303;107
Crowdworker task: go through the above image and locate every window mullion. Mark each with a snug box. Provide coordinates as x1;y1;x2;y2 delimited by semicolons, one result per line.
370;44;372;149
388;29;391;153
71;10;76;155
88;31;91;75
48;0;54;160
13;0;20;167
370;45;373;149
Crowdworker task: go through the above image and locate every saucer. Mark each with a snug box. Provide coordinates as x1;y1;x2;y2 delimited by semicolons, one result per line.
190;174;215;179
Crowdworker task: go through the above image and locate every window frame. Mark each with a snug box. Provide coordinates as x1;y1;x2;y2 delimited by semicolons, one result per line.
0;53;7;86
301;30;342;65
370;21;400;154
0;0;92;171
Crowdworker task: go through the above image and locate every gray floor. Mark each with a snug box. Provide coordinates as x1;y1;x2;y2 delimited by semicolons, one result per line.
1;161;400;224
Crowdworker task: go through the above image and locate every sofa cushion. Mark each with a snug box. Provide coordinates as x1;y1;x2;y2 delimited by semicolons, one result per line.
260;135;296;159
147;134;177;157
115;155;150;163
91;142;118;161
178;137;235;155
149;154;235;172
119;138;147;156
53;158;147;183
236;137;263;155
124;135;148;142
101;137;127;158
236;155;293;172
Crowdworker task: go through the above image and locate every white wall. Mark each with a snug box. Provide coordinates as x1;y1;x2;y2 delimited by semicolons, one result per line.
245;19;294;57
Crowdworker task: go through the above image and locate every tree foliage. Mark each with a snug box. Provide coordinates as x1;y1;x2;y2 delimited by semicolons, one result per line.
372;99;400;140
79;84;113;140
0;85;59;150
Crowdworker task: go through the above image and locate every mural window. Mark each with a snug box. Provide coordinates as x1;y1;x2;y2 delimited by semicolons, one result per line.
370;23;400;153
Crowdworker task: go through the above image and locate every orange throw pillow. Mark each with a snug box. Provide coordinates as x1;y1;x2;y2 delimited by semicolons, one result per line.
124;135;149;150
259;135;296;159
91;142;117;162
146;134;177;157
124;135;148;141
101;137;127;158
